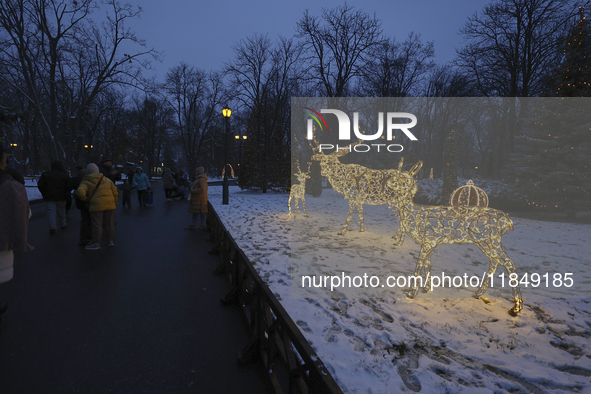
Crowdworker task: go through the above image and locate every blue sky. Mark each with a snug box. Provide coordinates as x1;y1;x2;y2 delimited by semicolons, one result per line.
119;0;491;81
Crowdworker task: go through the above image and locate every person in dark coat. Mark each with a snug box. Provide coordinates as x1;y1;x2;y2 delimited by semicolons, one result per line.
5;167;25;185
185;167;208;230
71;165;92;245
163;168;175;201
0;145;31;322
98;158;121;182
38;160;70;234
120;179;133;208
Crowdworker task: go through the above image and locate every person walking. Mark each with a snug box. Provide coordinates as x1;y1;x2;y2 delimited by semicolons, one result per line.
76;163;118;250
132;167;150;207
98;158;121;182
71;165;92;246
163;168;175;201
0;146;31;322
120;179;133;208
185;167;208;230
37;161;71;234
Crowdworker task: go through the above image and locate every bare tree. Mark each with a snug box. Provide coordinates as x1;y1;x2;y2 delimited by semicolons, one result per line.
129;94;174;176
225;34;302;191
456;0;583;97
165;63;223;176
296;4;382;97
0;0;156;168
456;0;584;157
358;32;435;97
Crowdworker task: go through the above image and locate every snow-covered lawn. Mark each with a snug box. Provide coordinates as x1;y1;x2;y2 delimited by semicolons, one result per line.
211;186;591;393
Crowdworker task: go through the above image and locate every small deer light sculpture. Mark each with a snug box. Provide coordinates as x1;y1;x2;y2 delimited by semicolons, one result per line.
289;161;311;216
387;171;523;315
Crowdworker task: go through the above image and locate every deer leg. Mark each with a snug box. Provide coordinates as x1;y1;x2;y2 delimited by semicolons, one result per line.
357;204;365;232
390;207;406;247
474;241;499;298
422;248;435;293
406;244;435;298
296;198;301;214
495;243;523;316
476;240;523;315
339;202;356;235
288;194;293;215
302;198;307;217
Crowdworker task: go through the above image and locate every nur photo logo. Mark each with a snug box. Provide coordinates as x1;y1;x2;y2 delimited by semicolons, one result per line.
304;107;418;153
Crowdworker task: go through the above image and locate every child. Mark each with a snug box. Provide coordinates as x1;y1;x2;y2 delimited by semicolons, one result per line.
121;179;132;208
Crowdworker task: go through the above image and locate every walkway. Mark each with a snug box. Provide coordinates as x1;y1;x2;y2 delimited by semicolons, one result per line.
0;182;267;393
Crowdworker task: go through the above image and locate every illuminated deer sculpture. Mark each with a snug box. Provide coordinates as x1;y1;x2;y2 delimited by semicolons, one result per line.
311;138;421;238
289;161;311;216
387;172;523;315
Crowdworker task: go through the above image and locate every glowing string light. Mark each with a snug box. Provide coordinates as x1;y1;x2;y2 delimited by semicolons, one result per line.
289;161;311;216
222;164;235;179
387;169;523;316
450;180;489;207
310;137;420;239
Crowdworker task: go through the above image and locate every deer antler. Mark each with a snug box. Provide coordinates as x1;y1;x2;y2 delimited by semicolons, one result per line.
398;157;405;171
409;161;423;177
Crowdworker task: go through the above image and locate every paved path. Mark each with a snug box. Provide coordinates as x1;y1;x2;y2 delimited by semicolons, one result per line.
0;183;267;393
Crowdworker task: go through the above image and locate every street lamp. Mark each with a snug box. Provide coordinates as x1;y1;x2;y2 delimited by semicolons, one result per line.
234;133;247;175
9;143;17;169
222;106;232;204
84;144;93;163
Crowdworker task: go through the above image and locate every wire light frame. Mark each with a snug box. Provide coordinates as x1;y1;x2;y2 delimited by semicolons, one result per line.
450;180;489;207
222;164;235;179
289;161;311;216
310;138;420;239
388;171;523;316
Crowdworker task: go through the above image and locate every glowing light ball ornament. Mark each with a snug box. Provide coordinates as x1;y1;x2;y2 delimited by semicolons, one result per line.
450;180;489;207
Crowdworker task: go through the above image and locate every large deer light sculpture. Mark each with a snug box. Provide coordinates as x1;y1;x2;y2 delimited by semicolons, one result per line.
311;138;422;238
289;161;311;216
387;172;523;315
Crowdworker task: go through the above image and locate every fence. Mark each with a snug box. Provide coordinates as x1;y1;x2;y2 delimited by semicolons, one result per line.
207;202;344;394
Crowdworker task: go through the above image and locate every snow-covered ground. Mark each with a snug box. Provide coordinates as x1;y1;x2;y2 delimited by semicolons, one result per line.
211;186;591;393
24;178;43;201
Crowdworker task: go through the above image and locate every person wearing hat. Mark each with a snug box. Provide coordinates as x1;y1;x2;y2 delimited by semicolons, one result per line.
132;167;150;208
185;167;208;230
76;163;118;250
98;158;121;182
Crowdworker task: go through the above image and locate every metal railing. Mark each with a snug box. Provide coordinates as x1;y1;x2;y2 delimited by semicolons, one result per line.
207;201;344;394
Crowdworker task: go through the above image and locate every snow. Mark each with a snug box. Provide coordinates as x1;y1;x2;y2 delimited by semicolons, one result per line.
24;178;43;201
210;185;591;393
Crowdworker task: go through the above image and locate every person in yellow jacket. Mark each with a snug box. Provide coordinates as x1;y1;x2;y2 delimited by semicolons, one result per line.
76;163;118;250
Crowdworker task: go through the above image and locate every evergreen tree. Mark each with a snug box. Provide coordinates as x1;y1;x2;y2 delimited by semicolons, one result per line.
506;9;591;215
554;7;591;97
441;130;458;204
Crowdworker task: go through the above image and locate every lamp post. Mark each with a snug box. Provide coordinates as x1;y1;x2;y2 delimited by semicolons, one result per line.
222;106;232;205
84;144;93;163
9;143;17;169
234;133;247;176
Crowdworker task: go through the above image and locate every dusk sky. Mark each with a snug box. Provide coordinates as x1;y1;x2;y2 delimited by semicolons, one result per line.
120;0;491;81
